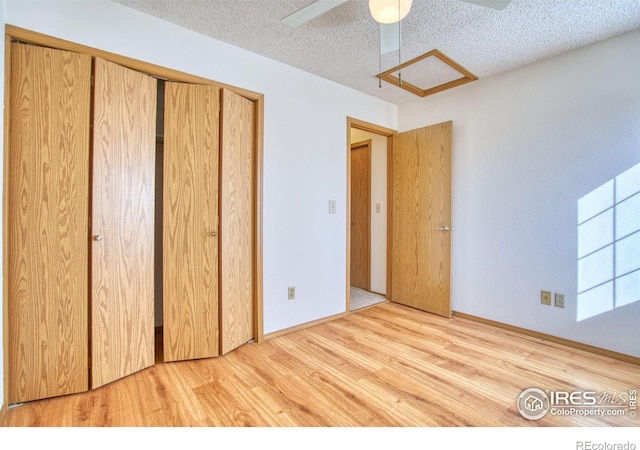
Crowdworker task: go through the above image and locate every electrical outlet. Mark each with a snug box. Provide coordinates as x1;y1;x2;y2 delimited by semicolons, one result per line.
288;286;295;300
554;293;565;308
541;290;552;305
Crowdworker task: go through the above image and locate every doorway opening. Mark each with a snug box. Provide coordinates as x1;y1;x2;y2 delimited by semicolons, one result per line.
347;118;396;311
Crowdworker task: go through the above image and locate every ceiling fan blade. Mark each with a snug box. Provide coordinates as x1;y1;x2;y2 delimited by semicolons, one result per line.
282;0;349;27
460;0;512;10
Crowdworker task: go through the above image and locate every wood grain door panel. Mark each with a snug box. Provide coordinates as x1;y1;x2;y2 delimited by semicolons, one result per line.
8;43;92;403
220;89;255;355
91;58;157;388
392;122;452;317
163;82;220;362
350;141;371;290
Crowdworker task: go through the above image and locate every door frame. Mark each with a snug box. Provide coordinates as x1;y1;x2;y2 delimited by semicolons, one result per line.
2;25;265;408
346;118;396;312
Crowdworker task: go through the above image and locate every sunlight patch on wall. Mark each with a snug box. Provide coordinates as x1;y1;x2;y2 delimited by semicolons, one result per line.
577;162;640;321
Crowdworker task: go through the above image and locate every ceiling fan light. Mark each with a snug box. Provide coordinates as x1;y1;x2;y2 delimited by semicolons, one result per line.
369;0;413;24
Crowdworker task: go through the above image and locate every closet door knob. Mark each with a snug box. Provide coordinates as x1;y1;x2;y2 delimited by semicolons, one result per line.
210;231;217;237
93;234;103;241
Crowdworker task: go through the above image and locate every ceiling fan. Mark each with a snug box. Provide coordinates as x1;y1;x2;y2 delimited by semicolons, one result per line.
281;0;512;27
282;0;511;55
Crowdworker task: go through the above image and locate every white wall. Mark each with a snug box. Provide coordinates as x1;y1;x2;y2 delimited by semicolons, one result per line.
350;129;387;295
0;0;397;405
399;29;640;357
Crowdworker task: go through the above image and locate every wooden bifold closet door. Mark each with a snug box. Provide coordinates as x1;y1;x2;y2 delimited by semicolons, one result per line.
163;82;220;362
91;57;157;388
8;43;92;404
9;45;157;401
220;89;255;355
7;39;258;404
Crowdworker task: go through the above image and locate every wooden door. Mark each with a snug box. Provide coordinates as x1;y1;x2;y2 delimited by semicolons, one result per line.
220;89;255;355
8;43;91;403
91;58;157;388
391;121;452;317
350;141;371;290
163;82;220;362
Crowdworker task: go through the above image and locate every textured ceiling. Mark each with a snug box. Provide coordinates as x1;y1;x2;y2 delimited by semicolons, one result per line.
111;0;640;104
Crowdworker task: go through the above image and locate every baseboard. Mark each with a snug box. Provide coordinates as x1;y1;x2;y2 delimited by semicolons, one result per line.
452;311;640;366
264;311;348;341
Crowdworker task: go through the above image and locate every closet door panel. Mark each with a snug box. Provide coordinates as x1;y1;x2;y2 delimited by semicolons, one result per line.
91;58;157;388
163;82;220;362
8;43;91;403
220;89;255;355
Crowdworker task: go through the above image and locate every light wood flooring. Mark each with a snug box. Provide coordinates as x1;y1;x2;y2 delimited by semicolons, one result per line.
3;302;639;427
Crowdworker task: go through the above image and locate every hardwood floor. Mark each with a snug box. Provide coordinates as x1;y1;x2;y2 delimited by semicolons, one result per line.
3;302;638;427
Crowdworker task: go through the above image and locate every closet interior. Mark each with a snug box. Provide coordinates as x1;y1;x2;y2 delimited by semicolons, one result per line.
6;37;260;404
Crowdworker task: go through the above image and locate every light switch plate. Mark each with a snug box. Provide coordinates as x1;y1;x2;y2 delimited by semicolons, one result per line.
329;200;336;214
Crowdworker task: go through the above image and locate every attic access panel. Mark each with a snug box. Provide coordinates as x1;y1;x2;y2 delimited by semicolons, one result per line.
377;49;478;97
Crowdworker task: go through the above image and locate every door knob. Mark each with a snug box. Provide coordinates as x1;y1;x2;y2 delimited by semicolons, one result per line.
93;234;103;241
210;231;217;237
437;226;450;232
